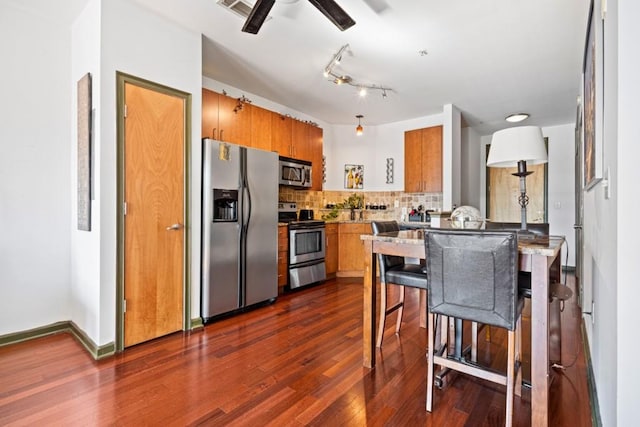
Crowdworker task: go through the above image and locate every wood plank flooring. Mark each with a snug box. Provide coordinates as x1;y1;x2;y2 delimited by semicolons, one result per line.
0;275;592;426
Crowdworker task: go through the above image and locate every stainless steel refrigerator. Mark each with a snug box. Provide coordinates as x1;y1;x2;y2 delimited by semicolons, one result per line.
201;139;278;321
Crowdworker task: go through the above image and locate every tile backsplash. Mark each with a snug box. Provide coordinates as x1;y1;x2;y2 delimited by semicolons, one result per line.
278;188;443;221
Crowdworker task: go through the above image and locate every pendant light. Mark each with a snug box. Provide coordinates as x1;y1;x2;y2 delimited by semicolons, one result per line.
356;115;363;136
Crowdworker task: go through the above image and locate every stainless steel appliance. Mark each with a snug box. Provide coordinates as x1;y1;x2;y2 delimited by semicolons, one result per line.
201;139;278;321
278;156;312;188
278;202;326;289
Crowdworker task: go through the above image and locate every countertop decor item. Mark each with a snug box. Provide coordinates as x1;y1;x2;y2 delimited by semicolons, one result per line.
450;205;483;229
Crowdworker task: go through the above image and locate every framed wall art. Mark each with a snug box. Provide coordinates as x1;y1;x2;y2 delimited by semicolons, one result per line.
344;164;363;189
582;0;603;190
77;72;92;231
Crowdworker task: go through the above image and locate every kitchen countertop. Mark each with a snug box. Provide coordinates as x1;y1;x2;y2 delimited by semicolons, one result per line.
280;220;433;227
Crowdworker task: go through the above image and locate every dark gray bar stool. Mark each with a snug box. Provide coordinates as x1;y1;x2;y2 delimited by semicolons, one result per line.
424;229;523;427
371;221;428;347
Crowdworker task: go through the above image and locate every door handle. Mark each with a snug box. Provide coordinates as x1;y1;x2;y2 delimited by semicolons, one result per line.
166;223;183;231
573;224;583;230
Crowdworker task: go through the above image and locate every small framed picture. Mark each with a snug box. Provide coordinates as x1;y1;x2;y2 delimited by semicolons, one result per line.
344;164;364;189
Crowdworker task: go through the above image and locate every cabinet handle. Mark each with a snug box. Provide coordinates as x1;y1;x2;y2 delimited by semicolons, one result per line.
212;128;217;140
220;129;224;141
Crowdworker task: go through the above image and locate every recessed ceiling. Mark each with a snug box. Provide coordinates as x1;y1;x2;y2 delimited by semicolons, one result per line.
131;0;589;135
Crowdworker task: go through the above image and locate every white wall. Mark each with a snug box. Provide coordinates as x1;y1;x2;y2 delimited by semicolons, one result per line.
616;0;640;423
0;1;86;336
544;124;576;267
583;0;640;425
443;104;462;209
71;0;101;346
460;126;482;209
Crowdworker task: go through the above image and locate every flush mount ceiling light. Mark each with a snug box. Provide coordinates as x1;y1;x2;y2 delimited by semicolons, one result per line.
355;115;364;136
323;44;392;99
505;113;530;123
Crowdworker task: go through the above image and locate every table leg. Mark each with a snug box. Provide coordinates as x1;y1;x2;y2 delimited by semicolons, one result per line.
419;289;427;328
363;239;376;368
531;253;551;427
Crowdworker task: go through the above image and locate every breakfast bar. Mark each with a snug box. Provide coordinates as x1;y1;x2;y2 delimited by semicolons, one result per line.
361;229;564;427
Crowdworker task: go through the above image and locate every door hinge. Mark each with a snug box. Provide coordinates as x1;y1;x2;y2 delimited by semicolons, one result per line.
123;202;127;215
124;104;128;118
123;299;127;313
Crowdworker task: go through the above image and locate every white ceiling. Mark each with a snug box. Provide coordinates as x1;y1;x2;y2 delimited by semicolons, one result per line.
132;0;590;135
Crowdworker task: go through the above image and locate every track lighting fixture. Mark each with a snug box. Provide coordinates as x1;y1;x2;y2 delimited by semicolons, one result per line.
323;44;392;98
356;115;363;136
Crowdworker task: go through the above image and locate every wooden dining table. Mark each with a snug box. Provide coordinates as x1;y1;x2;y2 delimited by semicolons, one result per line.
361;228;564;427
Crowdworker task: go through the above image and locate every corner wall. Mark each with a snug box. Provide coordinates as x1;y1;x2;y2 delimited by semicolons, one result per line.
69;0;203;346
0;1;79;336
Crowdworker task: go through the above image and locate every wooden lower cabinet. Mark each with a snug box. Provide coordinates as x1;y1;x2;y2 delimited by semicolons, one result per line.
278;225;288;294
337;223;371;277
325;223;338;277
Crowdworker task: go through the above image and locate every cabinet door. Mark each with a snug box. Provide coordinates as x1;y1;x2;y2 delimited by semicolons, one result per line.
325;223;338;275
422;125;443;193
202;88;219;139
272;114;293;156
309;125;324;191
277;226;288;290
404;129;423;192
338;223;369;275
291;119;310;161
218;93;251;146
250;105;272;151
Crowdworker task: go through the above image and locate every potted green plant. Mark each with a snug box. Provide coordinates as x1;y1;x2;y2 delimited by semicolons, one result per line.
344;193;364;220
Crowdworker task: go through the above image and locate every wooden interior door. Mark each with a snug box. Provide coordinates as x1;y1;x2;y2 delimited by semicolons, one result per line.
487;141;547;223
124;82;185;347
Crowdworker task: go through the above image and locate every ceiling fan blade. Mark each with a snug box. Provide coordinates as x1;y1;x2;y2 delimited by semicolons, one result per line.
242;0;276;34
307;0;355;31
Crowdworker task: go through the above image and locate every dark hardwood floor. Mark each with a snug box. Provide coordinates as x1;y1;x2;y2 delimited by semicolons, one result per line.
0;275;592;426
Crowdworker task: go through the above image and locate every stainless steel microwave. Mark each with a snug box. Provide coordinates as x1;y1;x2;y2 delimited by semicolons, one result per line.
278;156;312;188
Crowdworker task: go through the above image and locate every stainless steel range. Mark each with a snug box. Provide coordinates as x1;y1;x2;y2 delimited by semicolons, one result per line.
278;202;327;289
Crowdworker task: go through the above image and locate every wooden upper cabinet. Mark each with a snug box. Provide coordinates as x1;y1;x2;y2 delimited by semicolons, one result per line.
309;125;323;191
203;88;324;165
404;129;423;192
404;125;443;193
292;120;311;161
272;114;293;157
202;88;219;140
250;105;272;151
421;126;443;192
217;93;251;146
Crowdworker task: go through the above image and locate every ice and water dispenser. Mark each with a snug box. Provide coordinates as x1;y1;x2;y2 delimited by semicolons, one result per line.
213;189;238;222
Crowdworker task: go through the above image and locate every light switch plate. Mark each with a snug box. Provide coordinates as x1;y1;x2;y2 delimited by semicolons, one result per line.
604;166;611;200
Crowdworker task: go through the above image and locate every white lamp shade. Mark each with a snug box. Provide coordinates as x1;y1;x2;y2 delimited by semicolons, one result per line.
486;126;548;167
